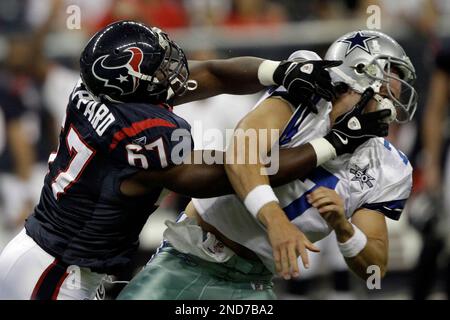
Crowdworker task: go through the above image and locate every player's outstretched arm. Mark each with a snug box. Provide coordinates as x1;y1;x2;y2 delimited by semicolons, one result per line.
126;143;318;199
173;57;341;106
174;58;266;105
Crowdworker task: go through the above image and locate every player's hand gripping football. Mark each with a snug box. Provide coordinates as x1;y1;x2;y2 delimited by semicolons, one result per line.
324;87;391;155
273;58;342;113
258;202;320;280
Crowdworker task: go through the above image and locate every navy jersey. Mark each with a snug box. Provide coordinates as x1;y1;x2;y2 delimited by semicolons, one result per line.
25;80;193;274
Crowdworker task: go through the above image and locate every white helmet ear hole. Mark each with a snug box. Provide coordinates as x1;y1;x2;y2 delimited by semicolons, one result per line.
355;63;365;74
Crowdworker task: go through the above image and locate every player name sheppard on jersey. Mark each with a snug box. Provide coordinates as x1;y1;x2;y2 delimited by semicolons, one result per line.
71;80;116;136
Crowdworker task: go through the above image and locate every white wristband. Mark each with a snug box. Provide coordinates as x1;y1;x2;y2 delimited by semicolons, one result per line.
257;60;280;86
244;185;279;219
337;224;368;258
309;138;337;166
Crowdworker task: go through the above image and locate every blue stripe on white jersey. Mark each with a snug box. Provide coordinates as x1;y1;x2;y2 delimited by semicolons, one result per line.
279;105;310;145
279;95;321;146
362;199;407;220
283;167;340;220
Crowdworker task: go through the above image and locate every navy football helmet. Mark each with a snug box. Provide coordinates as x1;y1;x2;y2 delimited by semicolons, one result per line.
80;20;195;104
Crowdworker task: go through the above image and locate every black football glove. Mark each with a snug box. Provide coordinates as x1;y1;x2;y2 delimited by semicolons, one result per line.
324;87;390;155
273;59;342;113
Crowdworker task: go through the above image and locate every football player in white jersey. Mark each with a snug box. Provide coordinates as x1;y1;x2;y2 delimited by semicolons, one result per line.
118;30;418;300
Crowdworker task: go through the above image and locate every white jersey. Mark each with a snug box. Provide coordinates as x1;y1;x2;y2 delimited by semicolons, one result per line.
191;50;413;272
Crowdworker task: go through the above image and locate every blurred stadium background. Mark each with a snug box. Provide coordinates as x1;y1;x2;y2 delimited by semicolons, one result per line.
0;0;449;300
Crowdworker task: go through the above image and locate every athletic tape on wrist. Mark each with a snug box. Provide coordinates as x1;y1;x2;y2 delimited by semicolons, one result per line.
244;185;279;219
258;60;280;86
337;223;368;258
309;138;337;166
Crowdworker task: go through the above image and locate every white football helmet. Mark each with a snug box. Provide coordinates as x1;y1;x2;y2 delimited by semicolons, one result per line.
325;30;418;122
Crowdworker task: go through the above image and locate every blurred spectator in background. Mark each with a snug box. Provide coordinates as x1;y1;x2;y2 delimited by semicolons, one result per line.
0;0;29;32
31;0;81;129
224;0;287;27
411;47;450;300
24;0;113;36
183;0;231;27
138;0;188;29
0;36;37;237
0;0;79;243
378;0;439;38
283;0;370;21
20;0;78;195
96;0;188;32
308;0;352;20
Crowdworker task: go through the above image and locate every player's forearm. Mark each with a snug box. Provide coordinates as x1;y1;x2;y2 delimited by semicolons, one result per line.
133;144;320;198
224;139;291;228
271;144;317;186
164;162;232;198
224;142;271;200
203;57;266;94
334;221;388;279
182;144;318;197
174;57;266;105
344;238;388;280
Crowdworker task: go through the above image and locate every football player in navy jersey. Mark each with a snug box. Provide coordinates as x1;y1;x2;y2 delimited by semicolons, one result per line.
0;20;350;300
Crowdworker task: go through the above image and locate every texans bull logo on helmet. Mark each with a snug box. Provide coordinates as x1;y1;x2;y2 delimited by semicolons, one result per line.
92;47;144;96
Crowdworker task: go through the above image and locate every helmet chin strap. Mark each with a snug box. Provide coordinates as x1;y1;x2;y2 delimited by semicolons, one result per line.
127;69;153;81
373;94;397;123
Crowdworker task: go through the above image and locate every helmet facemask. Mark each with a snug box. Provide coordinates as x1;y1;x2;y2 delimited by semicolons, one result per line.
363;55;418;122
154;37;197;99
126;30;197;102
